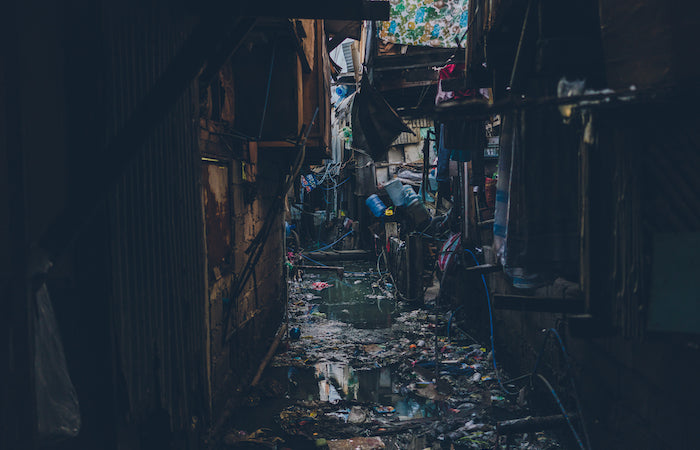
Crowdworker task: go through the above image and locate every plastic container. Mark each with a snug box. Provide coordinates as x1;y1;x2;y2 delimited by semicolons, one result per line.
383;178;405;206
402;185;419;206
428;172;438;191
365;194;387;217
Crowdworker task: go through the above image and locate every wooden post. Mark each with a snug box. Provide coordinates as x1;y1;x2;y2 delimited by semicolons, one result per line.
250;324;288;387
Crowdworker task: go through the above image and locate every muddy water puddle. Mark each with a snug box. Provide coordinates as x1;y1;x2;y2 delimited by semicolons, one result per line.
224;362;436;449
305;261;397;330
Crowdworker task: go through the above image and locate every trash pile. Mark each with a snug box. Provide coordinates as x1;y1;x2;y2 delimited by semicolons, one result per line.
222;264;565;449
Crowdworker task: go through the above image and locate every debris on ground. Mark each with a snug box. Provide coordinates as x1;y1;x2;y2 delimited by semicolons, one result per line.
327;436;385;450
221;261;564;449
311;281;333;291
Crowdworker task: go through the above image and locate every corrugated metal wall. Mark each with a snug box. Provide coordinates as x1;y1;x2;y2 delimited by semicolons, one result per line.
608;109;700;338
102;2;207;431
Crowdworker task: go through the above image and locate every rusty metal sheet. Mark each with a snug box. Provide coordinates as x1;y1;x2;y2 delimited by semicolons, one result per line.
103;2;208;432
202;161;232;267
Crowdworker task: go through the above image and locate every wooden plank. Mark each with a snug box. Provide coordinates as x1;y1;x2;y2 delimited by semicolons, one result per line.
493;294;585;313
299;265;344;279
299;265;344;271
289;19;312;73
478;218;495;229
319;21;332;152
250;324;287;387
296;51;305;137
232;1;390;20
373;51;464;72
257;140;296;148
379;79;438;91
305;250;372;261
464;264;501;276
496;415;573;434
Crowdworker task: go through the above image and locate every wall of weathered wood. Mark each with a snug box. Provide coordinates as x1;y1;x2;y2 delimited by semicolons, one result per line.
199;18;330;419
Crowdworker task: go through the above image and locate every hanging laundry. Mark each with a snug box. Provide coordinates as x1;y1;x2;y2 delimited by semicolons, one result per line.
435;64;477;105
378;0;470;48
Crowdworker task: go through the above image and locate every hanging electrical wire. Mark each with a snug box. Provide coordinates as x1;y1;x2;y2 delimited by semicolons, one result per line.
463;248;521;396
223;108;319;344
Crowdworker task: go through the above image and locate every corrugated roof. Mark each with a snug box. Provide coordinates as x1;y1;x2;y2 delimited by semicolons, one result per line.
392;117;432;145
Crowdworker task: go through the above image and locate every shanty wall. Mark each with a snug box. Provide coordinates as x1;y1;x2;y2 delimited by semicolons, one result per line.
471;108;700;449
199;17;330;416
4;3;325;448
200;130;287;417
102;2;208;445
3;1;209;448
444;1;700;448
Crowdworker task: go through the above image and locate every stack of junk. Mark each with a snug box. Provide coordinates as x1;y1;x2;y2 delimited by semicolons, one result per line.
380;178;431;230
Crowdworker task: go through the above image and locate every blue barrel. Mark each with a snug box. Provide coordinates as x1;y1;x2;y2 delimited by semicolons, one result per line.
365;194;387;217
402;185;419;206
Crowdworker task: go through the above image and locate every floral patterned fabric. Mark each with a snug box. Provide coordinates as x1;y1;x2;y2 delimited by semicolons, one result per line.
379;0;469;48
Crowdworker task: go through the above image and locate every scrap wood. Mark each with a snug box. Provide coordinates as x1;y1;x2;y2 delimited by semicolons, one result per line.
223;428;284;448
496;414;575;434
414;382;449;401
328;436;385;449
369;417;490;436
251;324;287;387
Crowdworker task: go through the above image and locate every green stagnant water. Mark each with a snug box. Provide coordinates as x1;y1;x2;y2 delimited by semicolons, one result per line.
308;260;397;329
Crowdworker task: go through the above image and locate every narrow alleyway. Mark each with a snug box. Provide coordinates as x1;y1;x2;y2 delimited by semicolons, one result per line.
216;257;571;449
5;2;700;450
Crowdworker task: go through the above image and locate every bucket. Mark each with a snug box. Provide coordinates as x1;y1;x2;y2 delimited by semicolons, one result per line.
405;199;431;229
366;194;387;218
402;185;419;206
383;178;405;206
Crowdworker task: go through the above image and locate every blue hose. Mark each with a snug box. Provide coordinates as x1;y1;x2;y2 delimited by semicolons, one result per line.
300;254;329;267
463;248;519;396
312;230;353;252
533;328;592;450
535;374;586;450
461;249;591;449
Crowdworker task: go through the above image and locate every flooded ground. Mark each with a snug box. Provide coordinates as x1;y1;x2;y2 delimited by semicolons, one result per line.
218;260;566;449
314;261;396;330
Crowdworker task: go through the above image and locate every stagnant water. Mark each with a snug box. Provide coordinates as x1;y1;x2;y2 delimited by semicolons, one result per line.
224;362;438;449
312;260;397;330
220;259;562;449
221;260;433;447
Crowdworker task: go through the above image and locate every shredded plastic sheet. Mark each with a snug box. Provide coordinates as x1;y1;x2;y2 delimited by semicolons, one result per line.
35;282;81;442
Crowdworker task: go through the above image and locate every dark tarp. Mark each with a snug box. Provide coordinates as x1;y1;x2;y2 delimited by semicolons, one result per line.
351;76;412;161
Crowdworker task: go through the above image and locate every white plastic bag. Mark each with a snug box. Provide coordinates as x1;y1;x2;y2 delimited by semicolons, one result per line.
34;275;81;442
